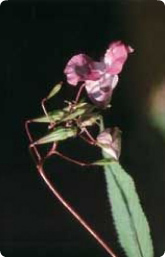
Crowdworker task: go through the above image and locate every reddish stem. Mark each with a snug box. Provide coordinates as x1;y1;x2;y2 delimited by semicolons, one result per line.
41;98;57;130
75;83;85;103
41;98;49;118
83;127;96;144
36;163;117;257
52;150;89;167
79;134;95;145
25;120;41;162
25;103;118;256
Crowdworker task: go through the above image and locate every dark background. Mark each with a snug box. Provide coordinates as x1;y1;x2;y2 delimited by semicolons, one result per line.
0;1;165;257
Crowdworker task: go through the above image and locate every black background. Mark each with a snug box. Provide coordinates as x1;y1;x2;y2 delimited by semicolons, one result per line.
0;1;165;257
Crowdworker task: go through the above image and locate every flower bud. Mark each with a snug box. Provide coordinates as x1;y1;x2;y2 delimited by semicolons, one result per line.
96;127;121;160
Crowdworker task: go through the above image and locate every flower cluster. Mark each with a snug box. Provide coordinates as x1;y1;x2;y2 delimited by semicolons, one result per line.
64;41;134;160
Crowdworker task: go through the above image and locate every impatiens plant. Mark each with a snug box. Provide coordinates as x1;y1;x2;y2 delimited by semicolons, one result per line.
25;41;154;257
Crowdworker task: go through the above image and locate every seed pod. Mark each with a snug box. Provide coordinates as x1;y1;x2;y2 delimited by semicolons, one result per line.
46;82;62;100
79;114;100;128
33;126;78;145
32;110;65;123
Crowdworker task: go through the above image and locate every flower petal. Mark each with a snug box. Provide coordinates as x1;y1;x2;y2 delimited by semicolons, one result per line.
64;54;103;86
104;41;134;75
85;74;118;107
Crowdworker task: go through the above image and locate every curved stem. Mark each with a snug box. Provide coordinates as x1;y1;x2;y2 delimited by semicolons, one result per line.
53;150;89;167
25;105;117;256
75;83;85;104
37;163;118;257
25;120;41;162
83;127;96;144
41;98;49;118
41;98;57;129
79;134;95;145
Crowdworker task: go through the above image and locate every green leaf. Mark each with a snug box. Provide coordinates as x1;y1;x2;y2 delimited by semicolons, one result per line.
46;82;62;100
34;126;77;145
92;158;114;166
104;162;154;257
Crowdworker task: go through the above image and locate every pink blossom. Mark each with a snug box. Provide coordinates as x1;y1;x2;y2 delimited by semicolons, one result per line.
96;127;121;160
104;41;134;75
64;41;134;106
64;54;103;86
85;73;118;108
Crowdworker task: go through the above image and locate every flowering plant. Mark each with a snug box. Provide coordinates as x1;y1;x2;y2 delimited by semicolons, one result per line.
25;41;153;257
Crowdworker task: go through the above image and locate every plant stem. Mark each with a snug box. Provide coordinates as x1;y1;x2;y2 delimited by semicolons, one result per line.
41;98;49;118
75;83;85;103
25;120;41;162
25;103;118;257
37;163;118;257
79;134;95;145
53;150;89;166
83;127;96;144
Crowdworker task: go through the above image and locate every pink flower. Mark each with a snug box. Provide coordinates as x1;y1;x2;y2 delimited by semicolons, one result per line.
64;54;104;86
64;41;134;107
104;41;134;75
96;127;121;160
85;73;118;107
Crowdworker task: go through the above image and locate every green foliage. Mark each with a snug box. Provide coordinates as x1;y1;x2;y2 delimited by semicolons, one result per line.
103;162;154;257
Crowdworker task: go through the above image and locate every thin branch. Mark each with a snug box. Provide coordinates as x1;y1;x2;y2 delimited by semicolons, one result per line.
79;134;95;145
36;163;118;257
25;94;118;257
41;98;57;130
52;150;89;167
41;98;49;119
83;127;96;144
75;83;85;104
25;120;41;162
